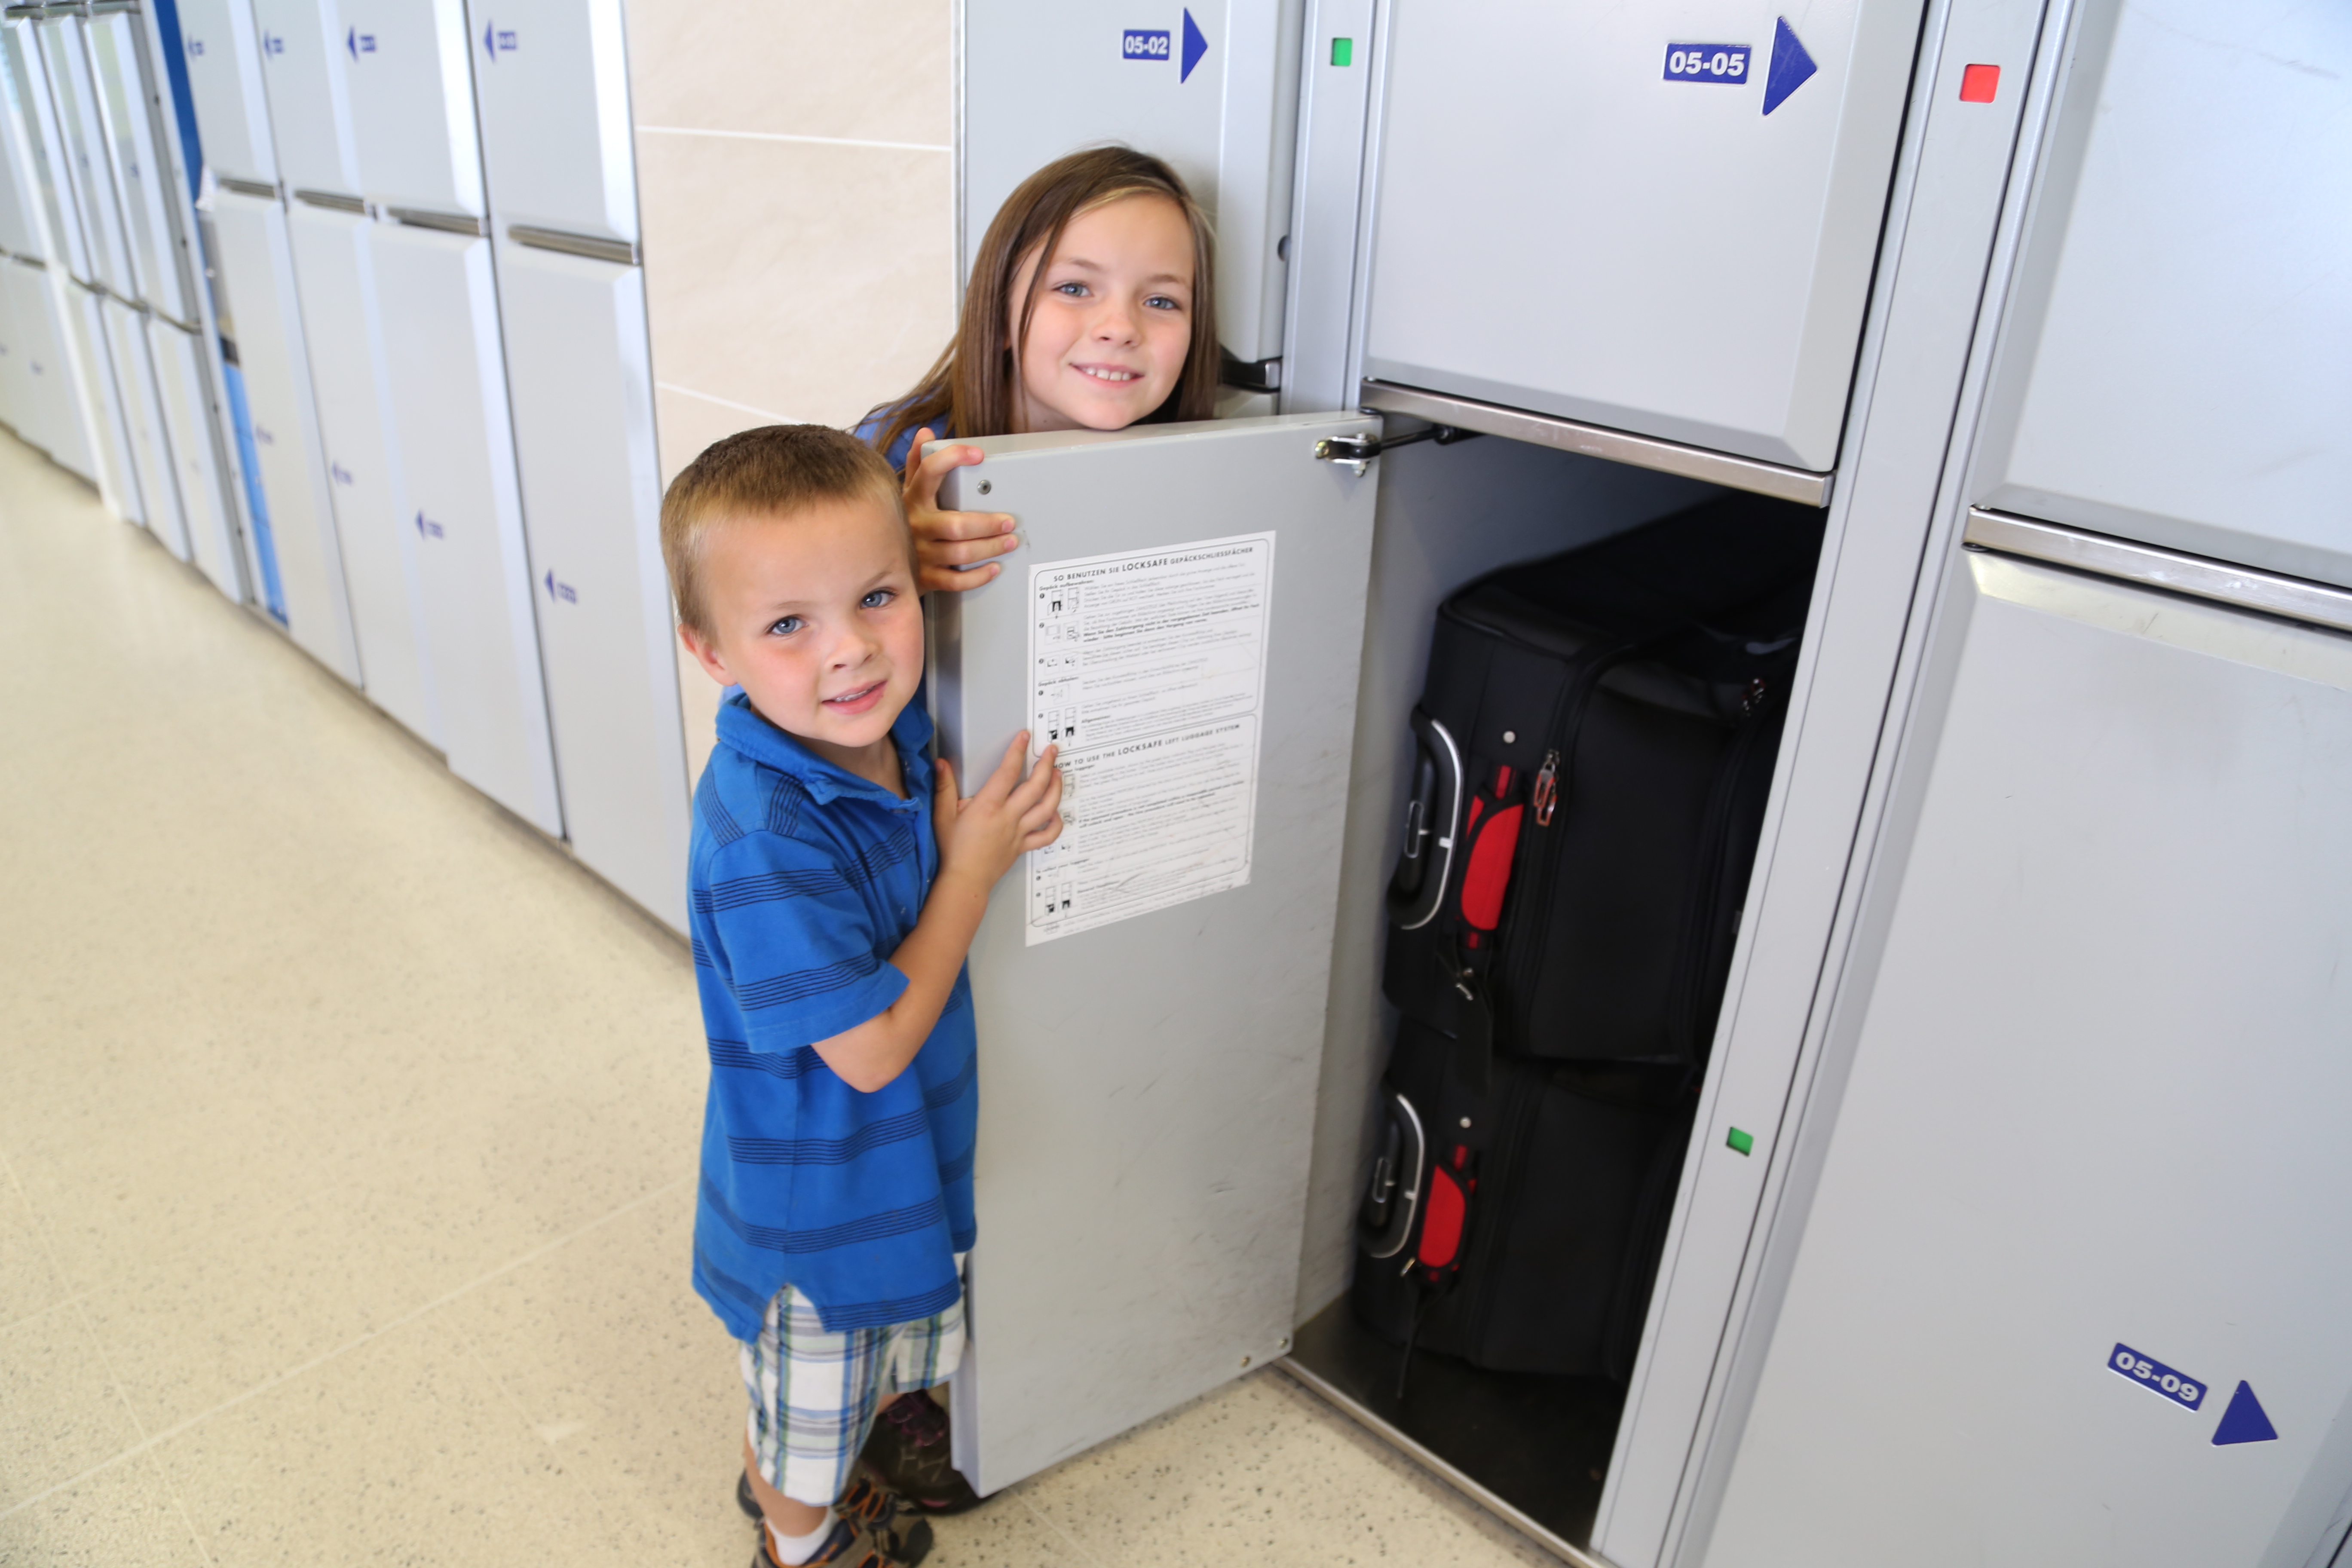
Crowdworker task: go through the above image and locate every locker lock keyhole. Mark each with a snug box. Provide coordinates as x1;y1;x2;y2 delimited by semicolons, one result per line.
978;480;992;496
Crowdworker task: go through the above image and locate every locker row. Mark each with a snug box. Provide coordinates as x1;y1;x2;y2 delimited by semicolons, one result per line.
1;0;689;932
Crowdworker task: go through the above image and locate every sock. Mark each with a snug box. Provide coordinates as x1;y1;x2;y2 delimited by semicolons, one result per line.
766;1508;838;1566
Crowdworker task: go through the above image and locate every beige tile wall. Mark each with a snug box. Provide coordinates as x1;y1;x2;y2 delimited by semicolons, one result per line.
624;0;957;783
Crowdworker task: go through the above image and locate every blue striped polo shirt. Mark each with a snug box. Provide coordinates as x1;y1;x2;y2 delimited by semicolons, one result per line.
689;690;977;1340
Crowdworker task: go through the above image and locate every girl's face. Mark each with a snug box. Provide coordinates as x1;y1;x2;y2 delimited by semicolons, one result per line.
1008;194;1196;434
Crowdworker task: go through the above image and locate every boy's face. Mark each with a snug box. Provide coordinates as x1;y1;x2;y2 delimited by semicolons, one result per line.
680;494;923;770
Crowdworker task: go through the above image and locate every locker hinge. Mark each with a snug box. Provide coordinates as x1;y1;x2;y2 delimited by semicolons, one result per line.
1314;422;1482;475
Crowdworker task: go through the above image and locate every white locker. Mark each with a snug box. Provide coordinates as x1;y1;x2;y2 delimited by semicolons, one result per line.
1360;0;1924;471
208;188;361;680
0;266;20;435
962;0;1301;365
0;35;40;260
495;241;684;928
61;277;138;514
1971;0;2352;590
86;9;196;325
1700;535;2352;1568
286;199;439;744
5;17;93;281
102;292;189;558
172;0;278;186
338;0;486;218
251;0;364;198
371;218;562;835
35;15;136;297
462;0;634;244
150;315;245;598
6;260;96;477
927;414;1378;1493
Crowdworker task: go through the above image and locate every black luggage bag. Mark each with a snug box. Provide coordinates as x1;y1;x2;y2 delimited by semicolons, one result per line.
1354;493;1823;1379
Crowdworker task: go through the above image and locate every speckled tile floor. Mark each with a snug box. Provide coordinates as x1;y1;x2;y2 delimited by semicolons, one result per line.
0;435;1554;1568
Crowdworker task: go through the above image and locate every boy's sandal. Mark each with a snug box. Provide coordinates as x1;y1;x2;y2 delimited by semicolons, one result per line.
742;1474;934;1568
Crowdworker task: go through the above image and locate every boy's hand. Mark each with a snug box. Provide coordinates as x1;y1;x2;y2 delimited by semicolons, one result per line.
905;428;1019;595
933;732;1064;891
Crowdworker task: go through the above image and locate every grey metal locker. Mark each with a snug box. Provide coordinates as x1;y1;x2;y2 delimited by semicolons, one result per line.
34;14;135;297
492;240;684;929
251;0;363;198
0;261;21;435
60;275;139;515
85;7;194;325
101;291;188;557
0;26;40;259
370;217;563;836
1970;0;2352;590
468;0;682;924
962;0;1302;368
149;314;244;598
926;413;1378;1494
208;187;361;680
1700;523;2352;1568
1360;0;1924;472
461;0;634;245
5;258;95;477
5;17;92;287
286;197;439;745
338;0;486;218
172;0;278;185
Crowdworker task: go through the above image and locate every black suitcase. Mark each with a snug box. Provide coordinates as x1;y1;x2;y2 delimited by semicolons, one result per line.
1354;1018;1692;1379
1352;493;1822;1380
1382;494;1822;1078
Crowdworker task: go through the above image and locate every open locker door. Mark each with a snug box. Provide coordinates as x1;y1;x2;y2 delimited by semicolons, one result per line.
930;410;1381;1493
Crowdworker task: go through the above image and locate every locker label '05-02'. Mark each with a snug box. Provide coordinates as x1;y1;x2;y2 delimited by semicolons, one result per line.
1023;533;1275;946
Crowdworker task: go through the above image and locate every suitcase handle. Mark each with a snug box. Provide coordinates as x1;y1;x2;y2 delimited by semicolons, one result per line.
1357;1089;1427;1260
1387;711;1464;931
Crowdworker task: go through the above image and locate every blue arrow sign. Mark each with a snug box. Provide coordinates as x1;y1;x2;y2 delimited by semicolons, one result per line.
2212;1382;2278;1446
1180;8;1208;83
1762;17;1816;115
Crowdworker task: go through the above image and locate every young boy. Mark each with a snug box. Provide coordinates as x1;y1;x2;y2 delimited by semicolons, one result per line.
664;426;1063;1568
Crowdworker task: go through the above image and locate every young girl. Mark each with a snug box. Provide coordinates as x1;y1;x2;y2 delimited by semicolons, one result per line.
861;146;1223;595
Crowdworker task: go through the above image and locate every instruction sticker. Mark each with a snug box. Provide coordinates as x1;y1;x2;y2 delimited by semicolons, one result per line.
1023;533;1276;945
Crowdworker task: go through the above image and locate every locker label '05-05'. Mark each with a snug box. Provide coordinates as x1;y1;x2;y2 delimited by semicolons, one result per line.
1663;43;1751;83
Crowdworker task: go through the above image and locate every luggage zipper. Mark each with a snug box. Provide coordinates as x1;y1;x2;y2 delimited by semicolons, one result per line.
1463;1066;1539;1357
1498;643;1638;1031
1666;678;1776;1061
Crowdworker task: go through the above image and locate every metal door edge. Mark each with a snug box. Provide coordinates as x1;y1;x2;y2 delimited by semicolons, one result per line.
1966;508;2352;635
1360;380;1833;508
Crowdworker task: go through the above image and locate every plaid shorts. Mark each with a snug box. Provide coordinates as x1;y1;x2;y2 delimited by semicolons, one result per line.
739;1268;967;1508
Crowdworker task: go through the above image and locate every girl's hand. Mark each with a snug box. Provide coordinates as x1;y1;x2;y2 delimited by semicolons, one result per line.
904;428;1020;595
932;733;1063;892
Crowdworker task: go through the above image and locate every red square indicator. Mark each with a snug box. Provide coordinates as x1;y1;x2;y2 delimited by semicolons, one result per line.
1960;63;2000;102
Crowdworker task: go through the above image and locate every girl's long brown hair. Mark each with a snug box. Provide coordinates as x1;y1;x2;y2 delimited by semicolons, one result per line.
866;147;1220;459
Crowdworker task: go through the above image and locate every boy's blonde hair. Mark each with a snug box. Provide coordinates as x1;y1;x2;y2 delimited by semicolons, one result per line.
661;424;908;637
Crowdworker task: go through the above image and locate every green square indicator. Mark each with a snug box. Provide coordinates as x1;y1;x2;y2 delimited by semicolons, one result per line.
1725;1126;1755;1156
1331;36;1354;67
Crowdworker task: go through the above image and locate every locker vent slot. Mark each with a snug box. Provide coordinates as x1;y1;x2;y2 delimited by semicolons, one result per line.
218;177;280;201
506;226;638;267
386;207;488;238
293;189;368;216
